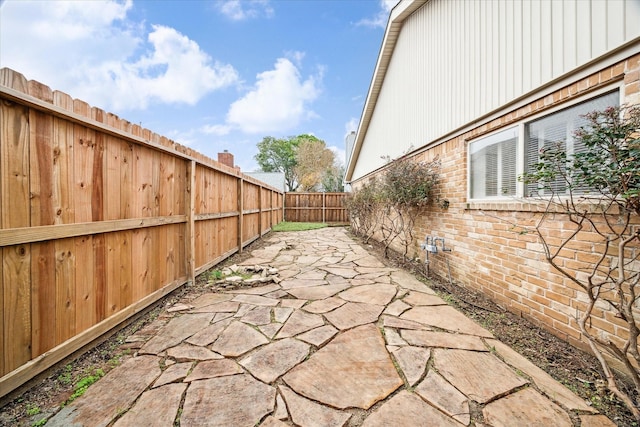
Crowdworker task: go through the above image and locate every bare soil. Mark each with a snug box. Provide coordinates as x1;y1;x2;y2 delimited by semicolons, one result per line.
0;228;636;426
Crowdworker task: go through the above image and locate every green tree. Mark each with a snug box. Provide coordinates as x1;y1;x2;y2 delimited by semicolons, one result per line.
321;163;345;192
255;136;301;191
255;134;338;192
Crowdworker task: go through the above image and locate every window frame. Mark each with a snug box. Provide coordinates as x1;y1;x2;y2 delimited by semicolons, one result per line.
467;126;521;200
467;84;622;202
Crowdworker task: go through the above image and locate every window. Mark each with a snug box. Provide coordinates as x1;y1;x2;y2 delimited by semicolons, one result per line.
469;127;518;199
524;91;619;196
468;90;619;200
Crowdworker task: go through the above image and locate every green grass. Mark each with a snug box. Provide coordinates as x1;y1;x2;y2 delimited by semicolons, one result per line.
272;221;328;232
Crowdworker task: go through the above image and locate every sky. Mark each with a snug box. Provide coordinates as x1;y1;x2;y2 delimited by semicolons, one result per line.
0;0;398;172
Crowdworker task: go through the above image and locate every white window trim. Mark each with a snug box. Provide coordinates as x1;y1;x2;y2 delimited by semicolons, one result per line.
467;83;622;203
467;126;520;200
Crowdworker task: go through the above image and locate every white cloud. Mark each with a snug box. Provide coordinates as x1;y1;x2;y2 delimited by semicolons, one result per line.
225;57;321;134
0;1;238;111
201;124;232;136
216;0;274;21
345;118;359;136
356;0;398;28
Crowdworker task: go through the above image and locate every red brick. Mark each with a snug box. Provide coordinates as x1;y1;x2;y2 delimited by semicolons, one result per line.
542;306;569;323
545;289;573;305
599;67;613;82
531;293;551;307
587;316;616;335
522;297;543;312
624;68;640;84
625;81;640;96
552;320;582;341
626;54;640;70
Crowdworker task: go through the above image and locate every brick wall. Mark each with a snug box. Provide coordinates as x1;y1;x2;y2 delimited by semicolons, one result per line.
354;53;640;353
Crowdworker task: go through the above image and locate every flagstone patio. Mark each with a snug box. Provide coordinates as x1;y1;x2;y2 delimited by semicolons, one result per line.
46;227;614;427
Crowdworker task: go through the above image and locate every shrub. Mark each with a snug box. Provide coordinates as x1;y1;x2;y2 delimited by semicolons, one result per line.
521;105;640;420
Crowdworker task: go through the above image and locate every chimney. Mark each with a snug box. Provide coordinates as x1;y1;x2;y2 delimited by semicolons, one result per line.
217;150;234;168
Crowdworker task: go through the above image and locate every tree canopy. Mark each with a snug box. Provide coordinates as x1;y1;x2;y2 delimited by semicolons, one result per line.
255;134;342;192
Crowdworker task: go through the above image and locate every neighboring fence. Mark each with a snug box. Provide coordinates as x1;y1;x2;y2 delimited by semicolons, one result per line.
284;192;349;223
0;68;283;398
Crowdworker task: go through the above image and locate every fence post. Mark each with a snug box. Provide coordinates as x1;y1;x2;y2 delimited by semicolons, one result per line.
237;177;244;253
322;192;326;223
186;160;196;283
258;185;263;236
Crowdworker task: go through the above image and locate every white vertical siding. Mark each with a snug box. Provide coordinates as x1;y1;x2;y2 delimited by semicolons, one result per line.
351;0;640;181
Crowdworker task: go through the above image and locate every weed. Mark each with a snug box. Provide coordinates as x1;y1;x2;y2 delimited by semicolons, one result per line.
32;418;47;427
26;404;41;416
64;368;105;405
57;364;73;385
209;269;224;280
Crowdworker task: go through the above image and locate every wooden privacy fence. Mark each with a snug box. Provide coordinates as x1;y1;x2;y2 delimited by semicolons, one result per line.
284;192;349;223
0;68;284;398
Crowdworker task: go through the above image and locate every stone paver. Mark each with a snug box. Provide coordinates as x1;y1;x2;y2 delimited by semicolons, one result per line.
275;309;325;338
302;296;347;313
166;343;224;361
184;359;243;381
415;371;470;425
181;375;275;427
241;306;273;325
140;313;214;354
185;318;232;346
240;338;310;383
283;324;402;409
362;390;461;427
487;338;596;412
113;383;186;427
339;284;397;306
273;306;294;323
401;305;493;337
280;386;351;427
286;282;350;300
580;414;619;427
433;349;528;403
297;324;339;346
232;294;280;306
47;355;161;427
403;291;447;306
401;329;487;351
391;346;430;386
483;387;573;427
211;321;269;356
59;227;615;426
324;301;384;330
153;362;192;388
383;299;411;316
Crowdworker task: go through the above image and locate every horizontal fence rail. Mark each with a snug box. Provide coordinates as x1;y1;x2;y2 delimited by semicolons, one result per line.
284;192;350;223
0;68;284;398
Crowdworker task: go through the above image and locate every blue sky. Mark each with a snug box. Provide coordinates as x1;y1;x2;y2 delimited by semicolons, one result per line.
0;0;397;171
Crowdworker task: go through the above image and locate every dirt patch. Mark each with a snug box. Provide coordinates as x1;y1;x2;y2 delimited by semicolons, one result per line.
0;229;636;426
